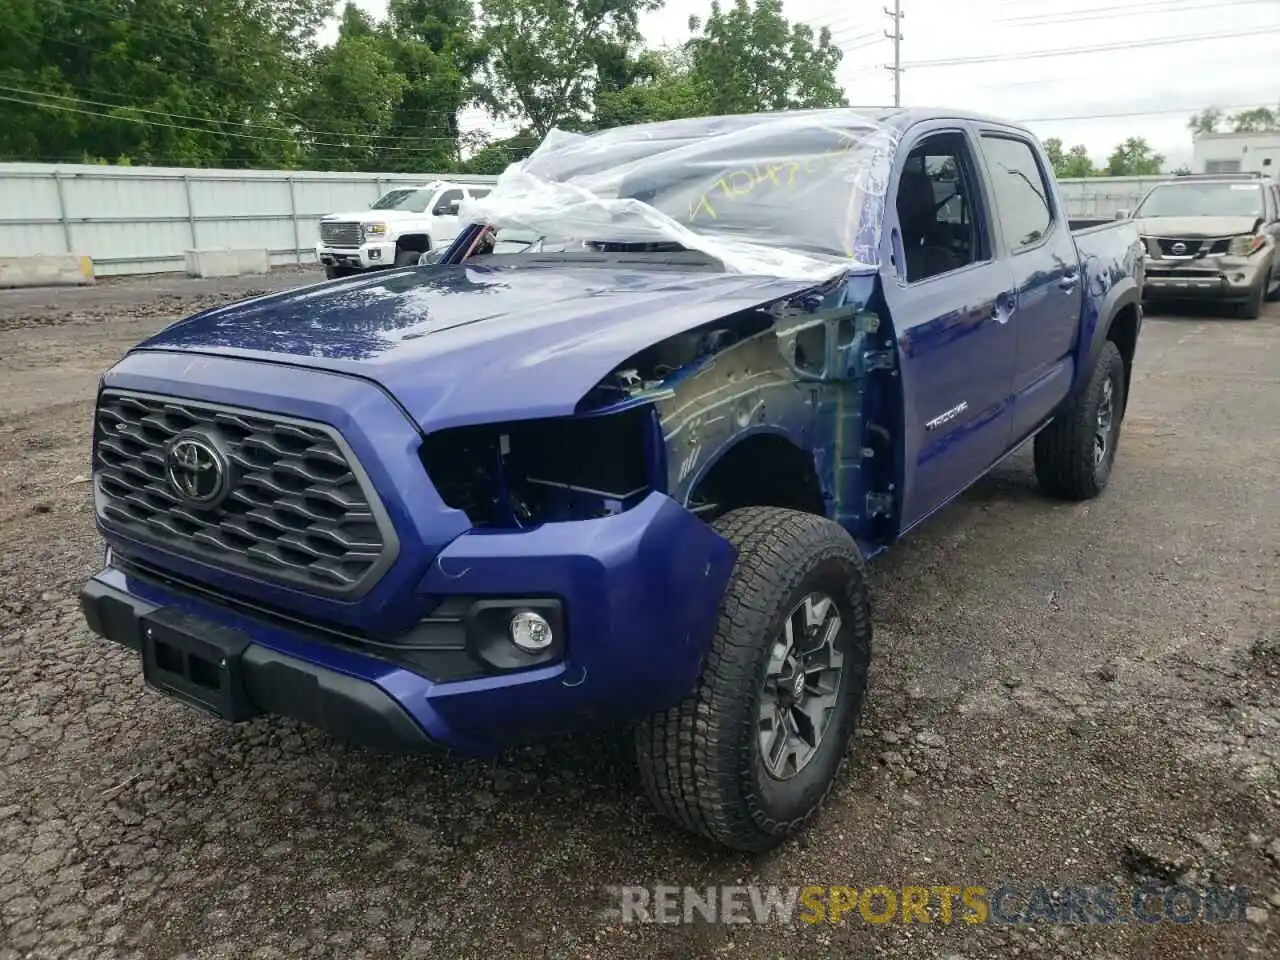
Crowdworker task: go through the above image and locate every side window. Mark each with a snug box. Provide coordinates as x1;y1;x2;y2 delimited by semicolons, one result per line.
895;132;988;284
979;135;1054;251
433;189;464;216
468;188;491;200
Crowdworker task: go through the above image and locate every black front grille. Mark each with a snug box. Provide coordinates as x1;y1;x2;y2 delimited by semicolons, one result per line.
319;220;362;247
94;391;397;598
1152;238;1208;257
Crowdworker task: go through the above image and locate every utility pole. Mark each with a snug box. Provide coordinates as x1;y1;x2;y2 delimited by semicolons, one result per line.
883;1;904;107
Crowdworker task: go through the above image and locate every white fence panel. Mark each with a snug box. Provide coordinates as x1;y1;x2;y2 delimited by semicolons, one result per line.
0;163;1185;277
0;163;499;276
1057;176;1168;219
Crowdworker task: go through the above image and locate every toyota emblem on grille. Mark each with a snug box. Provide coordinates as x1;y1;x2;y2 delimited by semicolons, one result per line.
1171;242;1187;255
165;434;229;507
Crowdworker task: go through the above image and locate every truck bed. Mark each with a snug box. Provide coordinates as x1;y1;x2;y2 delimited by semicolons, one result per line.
1071;218;1143;285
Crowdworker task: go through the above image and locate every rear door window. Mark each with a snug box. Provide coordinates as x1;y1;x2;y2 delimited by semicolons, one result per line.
978;135;1055;252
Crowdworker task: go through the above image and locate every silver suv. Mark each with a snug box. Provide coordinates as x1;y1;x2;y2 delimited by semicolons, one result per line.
1122;173;1280;319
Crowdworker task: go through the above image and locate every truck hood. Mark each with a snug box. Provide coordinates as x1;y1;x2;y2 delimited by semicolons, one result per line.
1132;215;1261;237
136;264;820;432
321;208;424;223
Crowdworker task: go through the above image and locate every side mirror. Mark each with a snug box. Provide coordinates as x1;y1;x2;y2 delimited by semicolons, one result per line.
1114;209;1131;220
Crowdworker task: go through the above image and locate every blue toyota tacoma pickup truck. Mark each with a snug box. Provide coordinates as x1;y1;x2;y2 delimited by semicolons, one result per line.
80;108;1144;851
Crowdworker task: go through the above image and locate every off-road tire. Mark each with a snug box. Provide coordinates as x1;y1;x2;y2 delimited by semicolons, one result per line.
323;264;354;280
1235;275;1265;319
1034;340;1126;501
394;247;424;267
634;507;872;852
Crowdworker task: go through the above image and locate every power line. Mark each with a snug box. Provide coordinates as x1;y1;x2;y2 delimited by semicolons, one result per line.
0;82;465;147
9;22;471;127
0;92;468;152
1018;101;1273;123
1003;0;1278;25
825;26;881;47
833;34;887;57
901;26;1279;68
883;1;904;108
932;51;1280;95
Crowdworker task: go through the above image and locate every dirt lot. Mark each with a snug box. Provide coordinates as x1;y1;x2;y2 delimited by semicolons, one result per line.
1;270;1277;960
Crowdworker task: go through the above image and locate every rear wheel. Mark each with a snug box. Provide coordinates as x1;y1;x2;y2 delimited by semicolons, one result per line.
634;507;871;852
1034;340;1126;501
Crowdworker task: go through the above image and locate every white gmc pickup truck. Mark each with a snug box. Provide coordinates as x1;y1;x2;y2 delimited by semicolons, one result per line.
315;180;491;278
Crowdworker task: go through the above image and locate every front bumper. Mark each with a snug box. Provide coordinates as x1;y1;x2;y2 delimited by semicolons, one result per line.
81;577;438;752
1142;256;1267;301
316;240;397;270
83;492;737;756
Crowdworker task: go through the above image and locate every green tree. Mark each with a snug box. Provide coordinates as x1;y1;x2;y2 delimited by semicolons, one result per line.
378;0;489;171
1060;144;1095;178
1043;137;1095;178
1043;137;1065;171
290;5;408;170
1187;107;1222;137
1228;106;1278;132
459;131;541;173
592;48;703;129
1105;137;1164;176
0;0;331;167
478;0;662;138
687;0;845;115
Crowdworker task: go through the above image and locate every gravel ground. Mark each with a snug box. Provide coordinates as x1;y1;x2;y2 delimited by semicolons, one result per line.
0;270;1277;960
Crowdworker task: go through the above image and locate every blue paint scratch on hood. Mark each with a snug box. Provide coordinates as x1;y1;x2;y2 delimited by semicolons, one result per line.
139;264;821;432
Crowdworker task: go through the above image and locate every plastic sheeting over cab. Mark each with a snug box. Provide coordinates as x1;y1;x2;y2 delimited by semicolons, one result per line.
455;110;903;281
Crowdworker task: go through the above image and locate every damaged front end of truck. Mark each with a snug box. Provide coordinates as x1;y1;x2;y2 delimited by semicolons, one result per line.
425;109;908;547
416;276;902;549
81;110;910;850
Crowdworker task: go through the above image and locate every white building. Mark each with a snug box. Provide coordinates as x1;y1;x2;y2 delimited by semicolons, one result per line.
1192;130;1280;175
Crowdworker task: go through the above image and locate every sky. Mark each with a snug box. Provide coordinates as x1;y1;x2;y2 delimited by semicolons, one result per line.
329;0;1280;170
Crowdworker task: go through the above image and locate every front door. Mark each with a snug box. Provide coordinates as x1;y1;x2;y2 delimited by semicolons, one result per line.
880;125;1018;530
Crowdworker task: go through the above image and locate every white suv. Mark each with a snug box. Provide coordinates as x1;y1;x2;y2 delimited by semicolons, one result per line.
315;180;491;278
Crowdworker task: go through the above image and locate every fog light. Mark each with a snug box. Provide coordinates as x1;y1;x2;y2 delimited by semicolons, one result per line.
509;610;553;652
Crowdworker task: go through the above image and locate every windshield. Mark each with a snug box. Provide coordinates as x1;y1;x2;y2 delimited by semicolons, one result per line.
1135;182;1264;218
453;110;903;280
370;188;431;213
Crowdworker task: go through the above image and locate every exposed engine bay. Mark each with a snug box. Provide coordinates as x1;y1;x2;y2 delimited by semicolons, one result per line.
419;280;863;531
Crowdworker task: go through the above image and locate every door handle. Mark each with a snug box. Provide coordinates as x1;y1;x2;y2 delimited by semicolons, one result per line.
992;291;1016;325
1059;272;1079;291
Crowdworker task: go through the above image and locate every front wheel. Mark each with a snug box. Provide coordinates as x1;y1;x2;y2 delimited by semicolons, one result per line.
634;507;872;852
394;247;424;267
1235;275;1266;319
1034;339;1126;501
